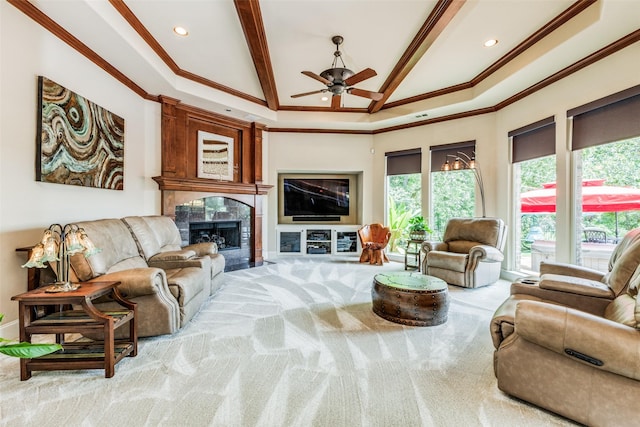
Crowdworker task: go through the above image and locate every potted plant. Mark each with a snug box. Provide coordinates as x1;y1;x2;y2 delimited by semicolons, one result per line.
0;313;62;358
407;215;432;241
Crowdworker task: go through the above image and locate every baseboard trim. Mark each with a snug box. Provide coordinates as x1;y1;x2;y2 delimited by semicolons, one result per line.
0;318;19;341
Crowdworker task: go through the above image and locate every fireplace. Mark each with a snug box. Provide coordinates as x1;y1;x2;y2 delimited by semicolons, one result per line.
189;220;242;250
173;196;253;271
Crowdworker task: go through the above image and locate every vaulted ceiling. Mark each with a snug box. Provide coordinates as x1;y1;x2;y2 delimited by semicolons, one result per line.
11;0;640;132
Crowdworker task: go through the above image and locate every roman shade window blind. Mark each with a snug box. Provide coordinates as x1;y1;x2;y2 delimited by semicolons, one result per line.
568;84;640;150
385;148;421;176
508;116;556;163
429;140;475;171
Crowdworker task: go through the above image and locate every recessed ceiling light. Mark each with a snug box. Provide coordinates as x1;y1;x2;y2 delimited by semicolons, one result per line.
484;39;498;47
173;26;189;36
321;96;329;101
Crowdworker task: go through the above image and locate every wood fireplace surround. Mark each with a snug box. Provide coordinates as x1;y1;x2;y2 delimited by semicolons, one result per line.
153;97;272;266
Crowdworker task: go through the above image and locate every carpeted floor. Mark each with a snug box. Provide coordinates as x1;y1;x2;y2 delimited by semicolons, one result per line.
0;258;576;426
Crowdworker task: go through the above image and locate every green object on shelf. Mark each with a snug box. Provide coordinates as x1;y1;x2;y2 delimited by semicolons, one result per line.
407;215;433;240
0;314;62;359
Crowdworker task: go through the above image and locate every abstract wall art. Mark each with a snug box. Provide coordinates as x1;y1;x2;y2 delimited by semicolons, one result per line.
37;76;125;190
197;130;234;181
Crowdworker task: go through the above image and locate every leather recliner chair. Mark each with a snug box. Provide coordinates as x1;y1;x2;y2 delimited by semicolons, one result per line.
490;228;640;426
421;217;507;288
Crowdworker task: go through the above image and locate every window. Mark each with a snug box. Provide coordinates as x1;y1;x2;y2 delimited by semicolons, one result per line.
569;85;640;272
430;141;476;240
509;117;556;274
386;149;421;254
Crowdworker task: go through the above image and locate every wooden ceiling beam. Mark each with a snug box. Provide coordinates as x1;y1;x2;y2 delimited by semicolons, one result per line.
368;0;466;114
234;0;280;111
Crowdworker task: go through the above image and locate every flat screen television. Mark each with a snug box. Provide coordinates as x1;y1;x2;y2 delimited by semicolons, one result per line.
278;173;358;224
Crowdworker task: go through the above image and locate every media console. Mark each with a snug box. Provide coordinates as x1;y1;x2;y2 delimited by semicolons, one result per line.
277;225;360;256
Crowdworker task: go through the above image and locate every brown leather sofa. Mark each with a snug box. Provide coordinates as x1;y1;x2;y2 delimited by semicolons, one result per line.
69;216;225;337
421;217;507;288
122;215;225;295
490;228;640;426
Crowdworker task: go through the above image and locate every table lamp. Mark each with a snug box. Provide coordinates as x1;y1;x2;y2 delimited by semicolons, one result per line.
22;224;101;292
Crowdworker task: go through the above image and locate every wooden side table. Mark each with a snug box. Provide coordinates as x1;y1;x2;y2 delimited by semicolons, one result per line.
11;281;137;380
404;239;423;271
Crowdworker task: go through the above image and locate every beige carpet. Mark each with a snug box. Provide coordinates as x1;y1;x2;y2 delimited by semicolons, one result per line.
0;258;576;426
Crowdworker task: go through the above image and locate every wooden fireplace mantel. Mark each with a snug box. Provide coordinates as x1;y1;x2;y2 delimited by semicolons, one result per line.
155;97;272;266
153;176;272;195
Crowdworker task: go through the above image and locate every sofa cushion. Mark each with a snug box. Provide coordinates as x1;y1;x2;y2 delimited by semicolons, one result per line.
604;239;640;296
141;216;183;252
604;294;638;329
71;219;146;281
122;216;162;260
608;227;640;271
447;240;479;254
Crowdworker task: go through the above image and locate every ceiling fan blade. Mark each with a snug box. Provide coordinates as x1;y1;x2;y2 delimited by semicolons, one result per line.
348;88;384;101
291;89;327;98
331;94;341;109
344;68;377;86
302;71;331;85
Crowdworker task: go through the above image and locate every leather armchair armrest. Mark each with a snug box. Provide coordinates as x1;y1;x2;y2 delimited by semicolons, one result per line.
87;267;167;298
422;241;447;253
515;300;640;381
539;261;605;281
490;295;543;349
539;274;614;298
148;257;211;272
184;242;219;256
149;249;196;262
466;244;504;275
469;245;504;263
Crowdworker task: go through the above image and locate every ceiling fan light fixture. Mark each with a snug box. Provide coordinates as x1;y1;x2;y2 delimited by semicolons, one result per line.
173;26;189;36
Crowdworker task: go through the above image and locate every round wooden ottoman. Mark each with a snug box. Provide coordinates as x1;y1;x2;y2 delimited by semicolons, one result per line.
372;272;449;326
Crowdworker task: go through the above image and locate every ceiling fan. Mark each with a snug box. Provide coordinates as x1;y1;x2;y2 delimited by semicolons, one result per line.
291;35;383;103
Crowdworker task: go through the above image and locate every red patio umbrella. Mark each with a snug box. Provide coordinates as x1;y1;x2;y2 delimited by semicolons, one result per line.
521;179;640;238
520;179;640;213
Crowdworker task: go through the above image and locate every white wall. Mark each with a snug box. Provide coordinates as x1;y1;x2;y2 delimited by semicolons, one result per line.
265;132;375;257
0;2;161;336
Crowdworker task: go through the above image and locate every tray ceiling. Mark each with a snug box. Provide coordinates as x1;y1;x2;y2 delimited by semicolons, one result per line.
15;0;640;131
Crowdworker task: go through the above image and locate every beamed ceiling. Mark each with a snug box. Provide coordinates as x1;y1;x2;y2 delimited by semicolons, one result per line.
8;0;640;133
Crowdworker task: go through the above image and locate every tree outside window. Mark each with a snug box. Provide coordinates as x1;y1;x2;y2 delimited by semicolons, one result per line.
430;169;474;240
387;173;421;254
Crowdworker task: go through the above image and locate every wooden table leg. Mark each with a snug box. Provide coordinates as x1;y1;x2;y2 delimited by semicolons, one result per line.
104;317;115;378
18;303;31;381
